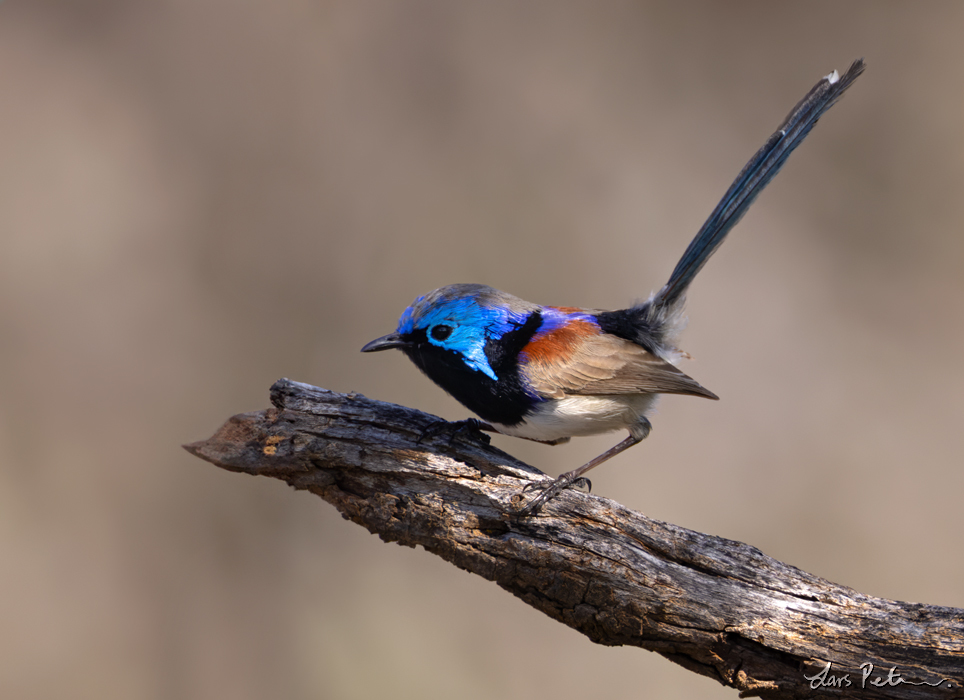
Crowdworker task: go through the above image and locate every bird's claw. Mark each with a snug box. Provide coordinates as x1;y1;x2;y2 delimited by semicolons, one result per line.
520;477;590;494
514;475;592;516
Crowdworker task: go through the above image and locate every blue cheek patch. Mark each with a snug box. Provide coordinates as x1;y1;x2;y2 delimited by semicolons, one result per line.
443;324;499;380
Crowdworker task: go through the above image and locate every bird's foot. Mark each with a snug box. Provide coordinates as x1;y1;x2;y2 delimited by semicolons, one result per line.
514;474;591;516
417;418;492;446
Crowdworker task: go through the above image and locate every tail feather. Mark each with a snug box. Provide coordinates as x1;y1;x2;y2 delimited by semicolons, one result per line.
655;58;865;310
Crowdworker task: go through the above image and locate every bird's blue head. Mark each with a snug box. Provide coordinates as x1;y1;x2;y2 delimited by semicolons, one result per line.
361;284;540;381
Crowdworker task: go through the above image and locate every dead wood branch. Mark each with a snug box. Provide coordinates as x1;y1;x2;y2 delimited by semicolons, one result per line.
184;379;964;699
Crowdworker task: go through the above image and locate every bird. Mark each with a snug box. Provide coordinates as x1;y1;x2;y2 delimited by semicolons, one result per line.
362;59;865;515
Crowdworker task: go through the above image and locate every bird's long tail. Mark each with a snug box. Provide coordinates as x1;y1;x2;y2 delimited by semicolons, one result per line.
654;58;865;310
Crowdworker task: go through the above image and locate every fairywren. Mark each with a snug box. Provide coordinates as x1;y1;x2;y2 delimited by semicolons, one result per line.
363;60;864;515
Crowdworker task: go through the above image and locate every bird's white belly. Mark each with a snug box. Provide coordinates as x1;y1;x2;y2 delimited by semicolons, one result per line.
492;394;658;443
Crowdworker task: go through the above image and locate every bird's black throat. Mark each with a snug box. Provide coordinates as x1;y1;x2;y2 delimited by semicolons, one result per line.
401;311;543;426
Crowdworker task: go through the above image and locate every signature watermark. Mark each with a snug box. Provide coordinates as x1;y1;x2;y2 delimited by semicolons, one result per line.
804;661;954;690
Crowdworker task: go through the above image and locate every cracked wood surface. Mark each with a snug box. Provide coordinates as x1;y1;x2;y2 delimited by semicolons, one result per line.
184;379;964;699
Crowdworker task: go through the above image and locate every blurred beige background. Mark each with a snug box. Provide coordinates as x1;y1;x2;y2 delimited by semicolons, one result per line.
2;1;963;699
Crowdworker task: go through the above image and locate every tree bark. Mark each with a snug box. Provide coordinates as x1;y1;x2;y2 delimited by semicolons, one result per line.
184;379;964;699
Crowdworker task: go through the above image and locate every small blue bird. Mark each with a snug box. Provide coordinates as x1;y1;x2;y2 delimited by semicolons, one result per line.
363;60;864;515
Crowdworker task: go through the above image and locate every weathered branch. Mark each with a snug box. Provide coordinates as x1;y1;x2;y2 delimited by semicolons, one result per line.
184;379;964;699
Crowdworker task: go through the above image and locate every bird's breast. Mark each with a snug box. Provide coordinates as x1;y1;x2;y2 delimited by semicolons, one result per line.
493;393;658;442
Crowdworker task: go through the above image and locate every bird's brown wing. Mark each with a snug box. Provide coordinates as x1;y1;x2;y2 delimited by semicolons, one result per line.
522;328;718;400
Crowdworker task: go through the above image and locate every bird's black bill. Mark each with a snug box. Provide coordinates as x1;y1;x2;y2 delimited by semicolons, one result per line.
361;333;410;352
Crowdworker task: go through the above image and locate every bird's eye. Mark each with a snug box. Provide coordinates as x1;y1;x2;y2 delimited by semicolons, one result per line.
430;324;453;341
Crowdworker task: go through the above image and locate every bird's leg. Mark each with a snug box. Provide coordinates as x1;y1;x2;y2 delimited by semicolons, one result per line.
515;418;651;516
515;436;639;516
